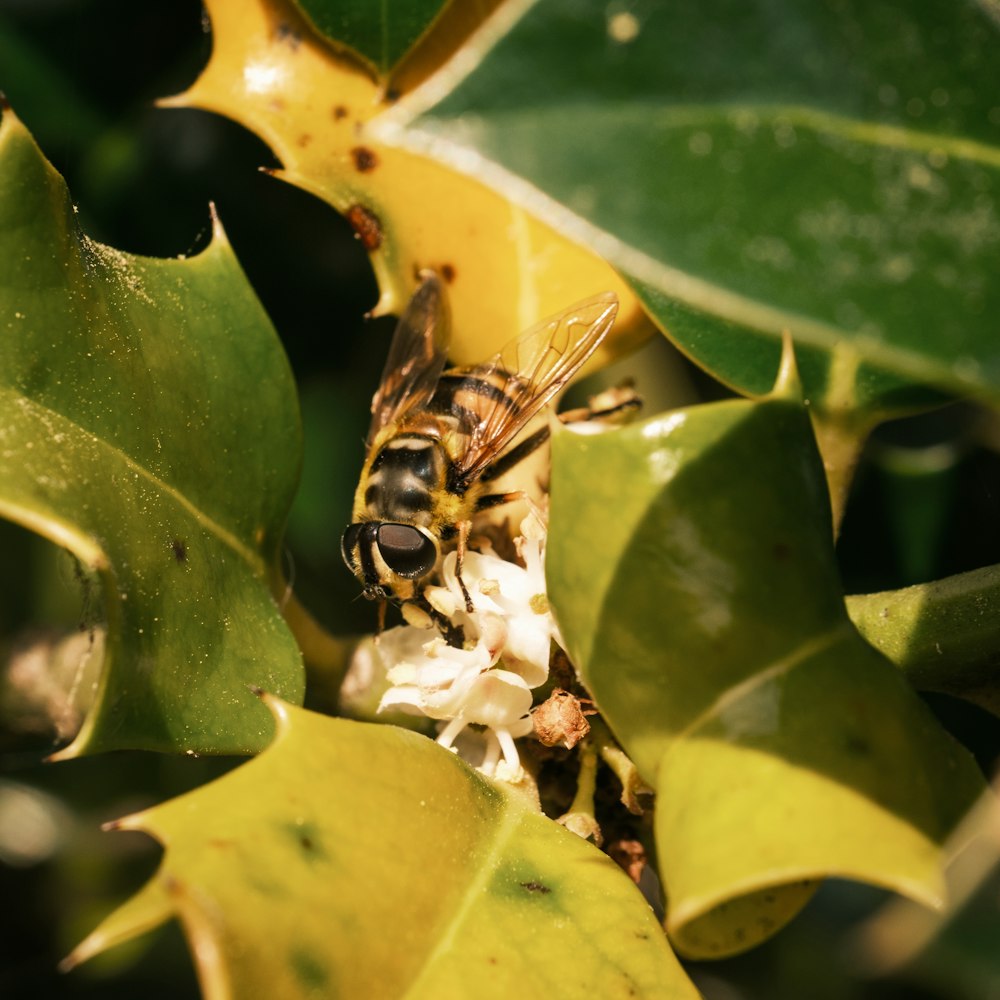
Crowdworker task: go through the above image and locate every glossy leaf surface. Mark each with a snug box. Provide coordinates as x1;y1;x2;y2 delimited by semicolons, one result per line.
170;0;654;371
0;110;304;755
69;697;700;1000
395;0;1000;409
547;394;985;958
291;0;447;78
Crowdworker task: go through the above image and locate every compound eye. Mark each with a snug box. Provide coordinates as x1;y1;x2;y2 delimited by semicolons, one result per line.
341;524;363;569
376;524;437;579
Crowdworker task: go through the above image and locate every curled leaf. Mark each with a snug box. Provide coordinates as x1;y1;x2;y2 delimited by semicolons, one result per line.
548;391;985;958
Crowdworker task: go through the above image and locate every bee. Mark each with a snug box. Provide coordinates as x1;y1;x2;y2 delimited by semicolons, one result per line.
341;271;619;618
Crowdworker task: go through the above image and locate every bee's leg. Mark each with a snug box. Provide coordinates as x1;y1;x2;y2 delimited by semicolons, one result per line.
556;381;643;426
480;386;642;488
375;599;387;640
455;520;475;613
407;592;465;647
481;426;550;483
476;489;547;531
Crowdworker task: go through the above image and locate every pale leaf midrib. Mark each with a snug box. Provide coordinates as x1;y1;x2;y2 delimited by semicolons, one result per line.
426;100;1000;169
2;388;264;573
402;793;521;997
375;112;1000;399
675;623;852;744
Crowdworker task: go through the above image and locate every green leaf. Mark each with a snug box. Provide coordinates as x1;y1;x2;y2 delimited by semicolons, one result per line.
0;109;304;756
291;0;449;79
392;0;1000;409
547;392;985;959
847;564;1000;719
68;697;700;1000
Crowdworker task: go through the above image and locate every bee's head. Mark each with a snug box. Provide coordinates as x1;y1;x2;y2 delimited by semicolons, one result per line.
341;521;440;601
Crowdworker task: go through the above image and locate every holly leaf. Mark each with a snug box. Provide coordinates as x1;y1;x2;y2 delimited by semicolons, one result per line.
846;564;1000;720
547;360;985;959
67;696;701;1000
290;0;448;79
390;0;1000;411
163;0;655;371
0;109;304;756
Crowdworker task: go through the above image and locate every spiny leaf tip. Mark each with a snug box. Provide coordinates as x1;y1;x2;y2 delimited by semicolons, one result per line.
770;331;804;402
207;201;227;245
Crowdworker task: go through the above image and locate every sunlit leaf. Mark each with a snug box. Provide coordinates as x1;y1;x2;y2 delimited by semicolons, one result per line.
68;697;701;1000
165;0;654;371
391;0;1000;410
847;564;1000;719
0;109;303;756
547;381;985;959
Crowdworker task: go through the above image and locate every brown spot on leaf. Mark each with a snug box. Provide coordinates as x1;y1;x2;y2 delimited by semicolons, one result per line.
298;134;312;148
346;205;383;250
287;821;328;863
351;146;379;172
171;538;187;563
333;105;349;120
520;880;551;894
440;263;456;283
275;22;301;48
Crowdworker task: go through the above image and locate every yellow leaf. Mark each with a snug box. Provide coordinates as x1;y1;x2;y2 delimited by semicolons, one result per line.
67;696;701;1000
164;0;653;363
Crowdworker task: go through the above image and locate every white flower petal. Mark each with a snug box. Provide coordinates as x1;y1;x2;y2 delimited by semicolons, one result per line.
459;670;533;730
385;662;418;685
503;617;553;686
377;685;428;715
374;520;559;778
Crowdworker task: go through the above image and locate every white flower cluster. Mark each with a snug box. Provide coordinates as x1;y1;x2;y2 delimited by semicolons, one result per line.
375;518;557;781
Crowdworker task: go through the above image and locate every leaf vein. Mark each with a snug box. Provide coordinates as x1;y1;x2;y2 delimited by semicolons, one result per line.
375;116;1000;396
402;788;522;994
676;623;852;743
6;390;263;572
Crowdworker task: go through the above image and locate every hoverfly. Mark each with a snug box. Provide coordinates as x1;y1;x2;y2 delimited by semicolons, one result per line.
341;271;618;620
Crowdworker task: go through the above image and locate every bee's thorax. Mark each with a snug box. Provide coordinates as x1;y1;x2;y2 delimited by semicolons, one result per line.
359;434;447;526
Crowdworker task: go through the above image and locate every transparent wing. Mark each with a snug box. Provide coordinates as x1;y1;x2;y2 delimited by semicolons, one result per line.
367;271;450;442
455;292;619;481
